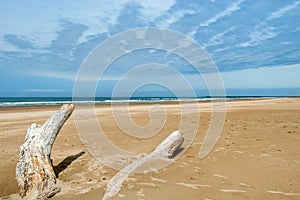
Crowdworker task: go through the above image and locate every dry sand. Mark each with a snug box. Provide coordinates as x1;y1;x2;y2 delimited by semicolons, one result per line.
0;98;300;199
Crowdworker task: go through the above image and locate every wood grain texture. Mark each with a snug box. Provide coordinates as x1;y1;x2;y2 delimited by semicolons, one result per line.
16;104;74;200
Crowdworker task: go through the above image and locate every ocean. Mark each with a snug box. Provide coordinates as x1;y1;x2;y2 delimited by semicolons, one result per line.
0;96;286;107
0;97;195;107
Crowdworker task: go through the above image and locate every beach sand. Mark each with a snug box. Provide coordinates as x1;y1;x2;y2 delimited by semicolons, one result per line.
0;98;299;199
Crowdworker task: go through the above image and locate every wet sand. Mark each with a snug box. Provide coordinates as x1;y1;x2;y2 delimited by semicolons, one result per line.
0;98;299;199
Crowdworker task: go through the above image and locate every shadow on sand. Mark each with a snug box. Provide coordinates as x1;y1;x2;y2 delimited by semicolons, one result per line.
53;151;85;177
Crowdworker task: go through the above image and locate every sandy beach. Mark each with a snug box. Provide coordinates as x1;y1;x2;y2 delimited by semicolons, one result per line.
0;98;300;200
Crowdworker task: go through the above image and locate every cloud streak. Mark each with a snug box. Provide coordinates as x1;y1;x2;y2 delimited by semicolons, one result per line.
203;27;235;48
267;0;300;20
158;9;196;28
236;24;277;47
200;0;245;27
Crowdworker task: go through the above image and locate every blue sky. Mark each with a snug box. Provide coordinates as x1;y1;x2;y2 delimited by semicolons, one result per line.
0;0;300;97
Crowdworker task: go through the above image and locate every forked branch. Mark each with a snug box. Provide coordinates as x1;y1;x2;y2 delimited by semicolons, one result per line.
103;131;184;200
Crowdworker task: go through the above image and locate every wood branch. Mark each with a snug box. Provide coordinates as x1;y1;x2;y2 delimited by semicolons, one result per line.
103;131;184;200
16;104;74;200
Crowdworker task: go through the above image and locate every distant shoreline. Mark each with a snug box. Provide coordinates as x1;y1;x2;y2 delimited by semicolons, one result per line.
0;96;299;107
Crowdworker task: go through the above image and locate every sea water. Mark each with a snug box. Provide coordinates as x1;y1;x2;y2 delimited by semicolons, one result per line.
0;96;280;107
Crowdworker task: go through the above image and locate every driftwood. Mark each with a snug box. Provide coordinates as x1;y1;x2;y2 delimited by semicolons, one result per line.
103;131;184;200
16;104;74;200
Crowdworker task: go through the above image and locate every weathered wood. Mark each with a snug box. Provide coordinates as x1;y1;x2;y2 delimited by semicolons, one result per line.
103;131;184;200
16;104;74;200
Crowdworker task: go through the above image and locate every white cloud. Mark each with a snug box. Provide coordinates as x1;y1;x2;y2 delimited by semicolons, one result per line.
267;0;300;20
75;0;177;44
237;24;277;47
157;9;196;28
58;0;131;44
213;46;231;52
187;27;197;39
0;0;177;48
200;0;245;27
203;27;235;48
139;0;175;21
250;26;276;42
0;1;63;50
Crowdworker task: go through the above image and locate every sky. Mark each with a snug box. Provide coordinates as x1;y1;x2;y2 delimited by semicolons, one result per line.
0;0;300;97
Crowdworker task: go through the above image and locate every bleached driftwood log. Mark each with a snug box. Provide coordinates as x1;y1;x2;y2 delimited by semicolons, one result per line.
16;104;74;200
103;131;184;200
